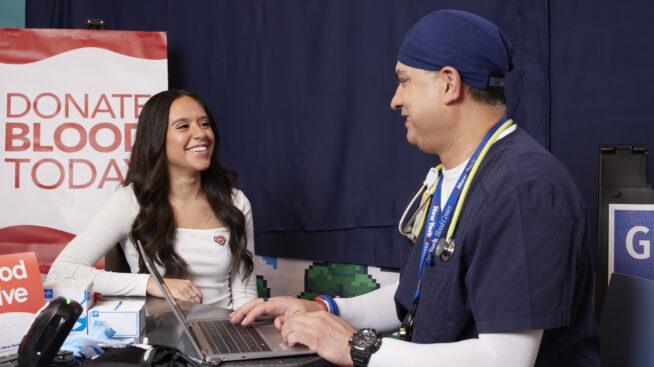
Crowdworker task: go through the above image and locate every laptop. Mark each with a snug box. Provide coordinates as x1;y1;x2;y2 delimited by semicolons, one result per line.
136;240;314;363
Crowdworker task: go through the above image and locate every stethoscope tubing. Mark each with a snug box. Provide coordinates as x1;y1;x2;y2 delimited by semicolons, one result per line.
398;119;514;248
398;166;441;241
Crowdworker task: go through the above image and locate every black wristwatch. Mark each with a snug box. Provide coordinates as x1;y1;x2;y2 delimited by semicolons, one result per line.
349;328;382;367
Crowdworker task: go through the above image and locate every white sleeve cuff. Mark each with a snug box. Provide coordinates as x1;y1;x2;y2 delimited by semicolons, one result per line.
369;330;543;367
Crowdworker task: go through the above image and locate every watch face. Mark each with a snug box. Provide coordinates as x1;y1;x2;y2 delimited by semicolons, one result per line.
352;329;378;349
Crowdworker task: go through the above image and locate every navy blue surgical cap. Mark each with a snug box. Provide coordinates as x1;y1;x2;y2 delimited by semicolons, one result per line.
398;9;513;90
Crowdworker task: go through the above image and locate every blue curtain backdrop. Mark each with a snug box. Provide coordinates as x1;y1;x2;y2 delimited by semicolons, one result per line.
25;0;653;268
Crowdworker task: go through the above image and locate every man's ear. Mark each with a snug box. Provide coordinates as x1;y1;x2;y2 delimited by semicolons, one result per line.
440;66;463;104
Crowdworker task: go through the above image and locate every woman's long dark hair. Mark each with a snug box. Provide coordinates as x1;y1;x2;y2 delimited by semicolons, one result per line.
126;89;253;280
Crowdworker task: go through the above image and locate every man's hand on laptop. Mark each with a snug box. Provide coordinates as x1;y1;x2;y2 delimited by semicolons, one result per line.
229;296;323;326
147;276;203;303
277;310;355;366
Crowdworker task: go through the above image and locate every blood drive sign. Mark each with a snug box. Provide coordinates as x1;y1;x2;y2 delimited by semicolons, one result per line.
0;29;167;268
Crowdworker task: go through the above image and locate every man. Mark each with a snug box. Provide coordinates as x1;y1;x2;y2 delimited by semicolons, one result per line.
230;9;599;366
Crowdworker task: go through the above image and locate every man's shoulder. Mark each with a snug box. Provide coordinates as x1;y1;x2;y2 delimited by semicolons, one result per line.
478;127;584;208
488;127;573;184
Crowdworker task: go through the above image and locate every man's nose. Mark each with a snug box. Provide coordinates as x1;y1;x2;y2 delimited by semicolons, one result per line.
390;86;402;110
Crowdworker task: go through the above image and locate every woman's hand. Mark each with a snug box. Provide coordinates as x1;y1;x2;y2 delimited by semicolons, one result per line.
229;296;323;326
147;276;203;303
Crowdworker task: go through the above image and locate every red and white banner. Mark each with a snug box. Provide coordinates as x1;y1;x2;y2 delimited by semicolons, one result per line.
0;252;44;356
0;29;167;272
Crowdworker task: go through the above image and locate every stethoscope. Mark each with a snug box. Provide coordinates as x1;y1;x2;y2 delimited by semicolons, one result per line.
397;117;514;341
398;118;514;260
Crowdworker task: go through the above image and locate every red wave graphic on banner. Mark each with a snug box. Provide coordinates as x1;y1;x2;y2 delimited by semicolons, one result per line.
0;225;104;273
0;28;167;64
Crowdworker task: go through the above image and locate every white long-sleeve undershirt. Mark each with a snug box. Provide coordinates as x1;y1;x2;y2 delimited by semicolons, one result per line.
334;283;543;367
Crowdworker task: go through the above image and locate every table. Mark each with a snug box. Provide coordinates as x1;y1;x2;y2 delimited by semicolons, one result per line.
145;297;333;366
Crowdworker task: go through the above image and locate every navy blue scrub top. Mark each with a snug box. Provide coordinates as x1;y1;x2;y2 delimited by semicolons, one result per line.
394;127;600;367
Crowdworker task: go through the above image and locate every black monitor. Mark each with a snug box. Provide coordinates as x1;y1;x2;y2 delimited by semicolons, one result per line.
596;145;654;318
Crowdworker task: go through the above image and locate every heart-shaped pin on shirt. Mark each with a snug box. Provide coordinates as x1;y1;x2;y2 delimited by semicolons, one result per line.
214;235;226;246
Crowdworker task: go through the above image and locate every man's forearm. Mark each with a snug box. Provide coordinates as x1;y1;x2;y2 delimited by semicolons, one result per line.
334;282;402;331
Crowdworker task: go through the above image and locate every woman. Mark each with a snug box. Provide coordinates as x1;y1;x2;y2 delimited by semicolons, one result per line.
48;89;257;308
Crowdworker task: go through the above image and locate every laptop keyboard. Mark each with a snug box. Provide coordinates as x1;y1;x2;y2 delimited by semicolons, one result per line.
197;319;272;354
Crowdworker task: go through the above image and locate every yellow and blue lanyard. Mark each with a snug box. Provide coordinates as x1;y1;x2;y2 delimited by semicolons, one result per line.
401;117;514;340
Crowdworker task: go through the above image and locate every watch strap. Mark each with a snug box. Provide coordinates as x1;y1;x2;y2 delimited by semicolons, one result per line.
350;347;372;367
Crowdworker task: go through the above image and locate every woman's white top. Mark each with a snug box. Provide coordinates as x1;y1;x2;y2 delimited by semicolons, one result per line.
47;185;257;309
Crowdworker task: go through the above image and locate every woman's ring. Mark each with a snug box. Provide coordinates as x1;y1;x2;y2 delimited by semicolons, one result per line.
188;296;193;301
263;297;268;302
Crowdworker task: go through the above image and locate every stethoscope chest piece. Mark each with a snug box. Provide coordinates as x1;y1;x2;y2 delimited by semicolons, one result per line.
435;237;455;262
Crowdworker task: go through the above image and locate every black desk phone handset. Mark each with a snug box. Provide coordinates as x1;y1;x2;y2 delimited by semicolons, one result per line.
17;297;82;367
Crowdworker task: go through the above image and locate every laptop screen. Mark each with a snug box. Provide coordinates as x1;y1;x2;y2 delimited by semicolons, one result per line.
136;240;190;327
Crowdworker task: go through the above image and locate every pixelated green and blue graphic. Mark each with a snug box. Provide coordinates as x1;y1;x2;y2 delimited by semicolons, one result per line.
256;257;388;299
300;262;380;299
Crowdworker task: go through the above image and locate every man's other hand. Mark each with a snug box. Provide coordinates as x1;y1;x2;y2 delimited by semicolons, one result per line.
277;311;356;366
229;296;323;326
